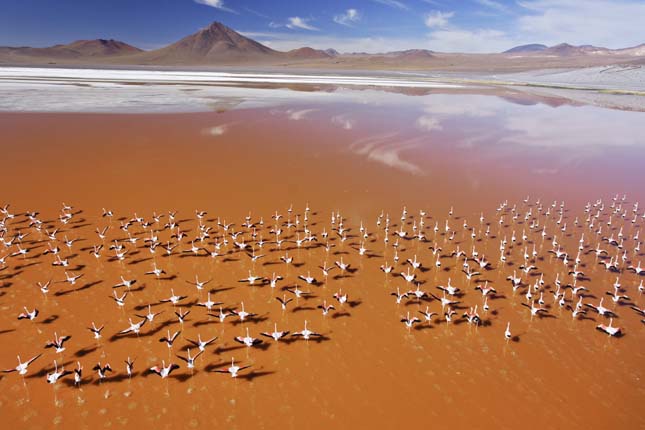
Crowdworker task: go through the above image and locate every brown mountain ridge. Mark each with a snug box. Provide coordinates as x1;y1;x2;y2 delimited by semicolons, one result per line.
0;21;643;71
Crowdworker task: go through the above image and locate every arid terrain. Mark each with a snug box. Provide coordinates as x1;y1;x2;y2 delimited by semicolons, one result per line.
1;21;644;74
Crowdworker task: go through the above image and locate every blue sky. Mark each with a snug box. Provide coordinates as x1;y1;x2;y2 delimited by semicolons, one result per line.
1;0;644;53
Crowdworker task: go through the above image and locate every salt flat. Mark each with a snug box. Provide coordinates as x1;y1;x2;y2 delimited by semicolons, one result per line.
0;67;462;88
1;65;643;113
0;66;462;113
491;64;645;92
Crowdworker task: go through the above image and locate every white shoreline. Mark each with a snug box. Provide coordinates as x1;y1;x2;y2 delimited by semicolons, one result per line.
1;66;643;113
0;67;461;89
0;66;465;113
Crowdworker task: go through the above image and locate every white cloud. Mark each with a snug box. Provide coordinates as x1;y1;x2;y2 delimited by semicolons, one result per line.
424;11;454;28
516;0;645;48
426;28;514;53
244;31;426;53
194;0;236;13
334;9;361;26
248;0;645;53
286;17;319;31
371;0;409;10
425;0;645;52
475;0;510;13
243;7;270;19
252;30;508;54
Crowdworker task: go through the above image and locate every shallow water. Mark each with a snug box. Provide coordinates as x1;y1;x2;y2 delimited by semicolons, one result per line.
0;86;644;430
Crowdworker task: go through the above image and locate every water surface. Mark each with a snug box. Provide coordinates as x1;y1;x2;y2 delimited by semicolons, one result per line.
1;83;644;430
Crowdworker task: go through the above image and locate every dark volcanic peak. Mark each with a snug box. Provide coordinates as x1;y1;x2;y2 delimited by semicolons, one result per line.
324;48;340;57
167;21;277;57
129;21;280;64
503;44;548;54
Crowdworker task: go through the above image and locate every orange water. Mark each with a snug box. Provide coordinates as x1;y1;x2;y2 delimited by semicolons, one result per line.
1;90;644;430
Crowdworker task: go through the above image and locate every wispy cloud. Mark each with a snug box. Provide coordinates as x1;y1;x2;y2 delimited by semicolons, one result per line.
194;0;236;14
248;28;510;54
371;0;409;11
243;31;424;53
426;28;511;53
430;0;645;52
243;7;270;19
474;0;511;13
247;0;645;54
431;1;645;51
516;0;645;48
334;9;361;27
286;17;319;31
424;11;454;28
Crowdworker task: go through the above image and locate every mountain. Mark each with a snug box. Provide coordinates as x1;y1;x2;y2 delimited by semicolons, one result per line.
285;47;331;60
0;21;643;70
503;43;614;56
133;21;279;64
59;39;142;56
0;38;141;61
544;43;609;55
503;44;547;54
387;49;434;60
611;43;645;56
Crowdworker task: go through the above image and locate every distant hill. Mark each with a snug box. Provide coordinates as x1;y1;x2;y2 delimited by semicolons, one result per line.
544;43;608;56
0;21;643;71
285;47;331;60
609;43;645;56
503;43;638;56
386;49;434;60
0;38;141;62
61;39;143;56
503;44;547;54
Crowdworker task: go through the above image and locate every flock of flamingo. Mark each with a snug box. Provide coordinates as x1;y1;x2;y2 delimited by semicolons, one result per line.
1;194;643;388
